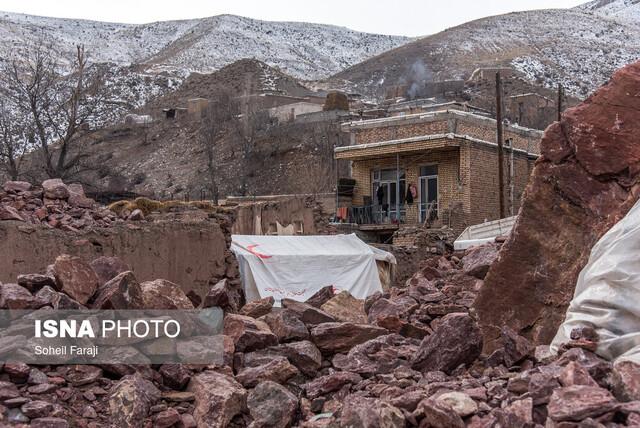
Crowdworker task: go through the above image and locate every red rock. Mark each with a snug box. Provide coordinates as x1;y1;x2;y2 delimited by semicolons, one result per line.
271;340;322;376
21;400;53;418
332;334;417;376
559;361;598;387
262;309;309;342
247;381;298;428
0;283;33;309
235;357;299;388
304;371;362;399
109;373;160;427
92;271;144;309
412;313;482;374
320;291;367;323
475;61;640;351
611;360;640;402
367;296;418;324
41;179;69;200
89;256;131;286
30;418;69;428
140;279;194;309
281;299;336;325
153;408;181;428
203;278;241;312
339;395;405;427
16;274;56;292
223;314;278;352
3;181;31;193
310;322;387;354
239;296;274;318
52;254;99;304
547;385;618;422
159;364;192;390
501;326;534;367
461;244;498;279
188;371;247;428
0;205;24;221
414;398;464;428
305;285;335;307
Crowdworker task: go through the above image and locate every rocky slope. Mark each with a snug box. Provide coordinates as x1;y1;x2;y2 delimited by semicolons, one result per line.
580;0;640;23
332;5;640;99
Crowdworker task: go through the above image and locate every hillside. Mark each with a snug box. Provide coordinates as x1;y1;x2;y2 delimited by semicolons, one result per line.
580;0;640;22
0;12;408;79
331;7;640;99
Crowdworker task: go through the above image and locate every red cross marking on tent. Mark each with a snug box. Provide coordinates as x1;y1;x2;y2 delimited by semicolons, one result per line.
247;244;272;259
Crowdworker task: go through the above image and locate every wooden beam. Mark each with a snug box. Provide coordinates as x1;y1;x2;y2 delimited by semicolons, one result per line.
496;72;506;219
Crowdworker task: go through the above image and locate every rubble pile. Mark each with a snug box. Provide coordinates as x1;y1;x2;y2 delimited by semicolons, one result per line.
0;243;639;426
0;180;126;231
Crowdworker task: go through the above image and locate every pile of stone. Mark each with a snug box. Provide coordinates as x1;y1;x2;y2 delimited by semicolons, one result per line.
0;179;124;231
0;245;639;427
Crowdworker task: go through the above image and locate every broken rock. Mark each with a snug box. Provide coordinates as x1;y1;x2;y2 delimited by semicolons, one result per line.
547;385;618;422
109;373;161;427
89;256;131;286
310;322;387;354
92;271;144;309
52;254;99;304
188;371;247;428
412;312;482;374
339;395;405;428
224;314;278;352
320;291;367;323
140;279;194;309
239;296;274;318
247;381;298;428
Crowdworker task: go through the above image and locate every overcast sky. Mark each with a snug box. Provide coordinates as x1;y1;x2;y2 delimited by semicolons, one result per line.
0;0;587;37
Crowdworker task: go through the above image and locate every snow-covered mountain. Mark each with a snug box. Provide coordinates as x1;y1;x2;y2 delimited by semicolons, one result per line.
0;12;408;79
333;4;640;99
579;0;640;23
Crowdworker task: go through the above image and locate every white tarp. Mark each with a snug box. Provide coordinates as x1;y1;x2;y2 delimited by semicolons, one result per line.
231;234;395;304
551;198;640;364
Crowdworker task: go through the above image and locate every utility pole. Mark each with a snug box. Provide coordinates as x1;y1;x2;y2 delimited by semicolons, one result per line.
496;72;505;219
557;83;563;122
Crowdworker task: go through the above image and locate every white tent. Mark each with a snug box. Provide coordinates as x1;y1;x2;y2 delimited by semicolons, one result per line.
231;234;396;304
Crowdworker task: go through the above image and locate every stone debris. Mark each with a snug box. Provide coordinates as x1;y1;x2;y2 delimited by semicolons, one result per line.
0;179;125;230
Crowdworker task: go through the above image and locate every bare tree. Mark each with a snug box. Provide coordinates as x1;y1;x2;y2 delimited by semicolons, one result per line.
0;100;28;180
199;91;236;204
3;43;105;179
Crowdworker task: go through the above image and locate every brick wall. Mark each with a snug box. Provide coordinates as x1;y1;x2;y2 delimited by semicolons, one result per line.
353;121;449;145
350;148;463;225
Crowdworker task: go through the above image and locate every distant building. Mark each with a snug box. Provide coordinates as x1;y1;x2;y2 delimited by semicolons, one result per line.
334;110;543;236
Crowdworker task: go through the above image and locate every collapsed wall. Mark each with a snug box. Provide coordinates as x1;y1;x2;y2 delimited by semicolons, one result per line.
0;218;234;298
474;61;640;352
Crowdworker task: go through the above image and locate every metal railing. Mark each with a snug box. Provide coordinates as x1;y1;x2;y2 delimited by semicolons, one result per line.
337;205;406;225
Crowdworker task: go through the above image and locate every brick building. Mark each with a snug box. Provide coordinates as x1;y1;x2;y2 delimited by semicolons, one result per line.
334;110;543;236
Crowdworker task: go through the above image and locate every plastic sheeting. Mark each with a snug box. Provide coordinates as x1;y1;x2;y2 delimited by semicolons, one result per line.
231;234;396;304
552;199;640;363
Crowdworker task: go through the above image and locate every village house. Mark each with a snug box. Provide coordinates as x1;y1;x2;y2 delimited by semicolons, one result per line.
334;109;543;238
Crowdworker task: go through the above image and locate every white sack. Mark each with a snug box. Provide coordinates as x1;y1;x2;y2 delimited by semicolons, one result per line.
551;198;640;363
231;234;395;304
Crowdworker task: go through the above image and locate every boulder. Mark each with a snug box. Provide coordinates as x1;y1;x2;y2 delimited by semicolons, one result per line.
320;291;367;323
239;296;274;318
367;297;418;324
109;373;161;427
89;256;131;286
153;408;181;428
0;283;33;309
434;392;478;418
310;322;388;354
475;61;640;351
41;179;69;200
21;400;53;418
332;334;417;376
262;309;309;342
415;399;464;428
412;313;482;374
305;285;335;307
461;244;498;279
188;371;247;428
16;274;56;292
501;326;534;367
547;385;618;422
92;271;144;309
236;357;299;388
140;279;194;309
282;299;335;324
224;314;278;352
304;371;362;399
0;206;24;221
272;340;323;376
203;278;241;312
159;364;192;390
339;395;405;428
247;381;298;428
3;181;31;193
611;360;640;402
52;254;99;304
